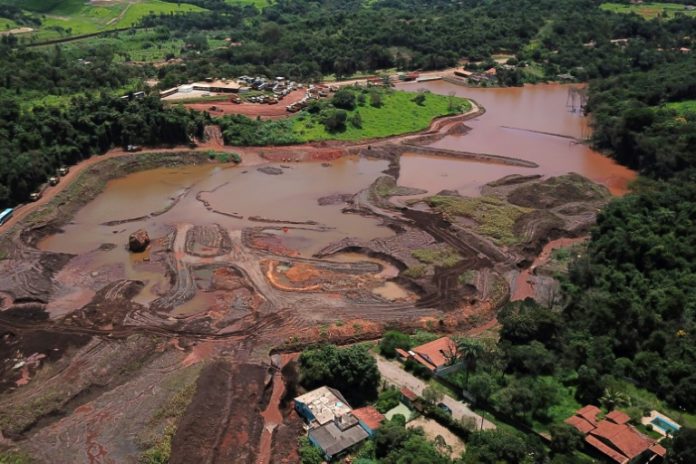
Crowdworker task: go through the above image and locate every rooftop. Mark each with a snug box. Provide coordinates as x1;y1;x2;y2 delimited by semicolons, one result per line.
192;79;241;90
591;421;654;461
410;336;457;371
606;410;631;425
400;386;418;401
352;406;385;431
295;386;352;425
309;419;369;458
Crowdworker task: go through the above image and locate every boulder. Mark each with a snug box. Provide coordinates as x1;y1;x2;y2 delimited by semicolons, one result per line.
128;229;150;252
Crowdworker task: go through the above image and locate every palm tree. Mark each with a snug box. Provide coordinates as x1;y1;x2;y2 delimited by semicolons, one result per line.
458;339;484;389
600;387;631;411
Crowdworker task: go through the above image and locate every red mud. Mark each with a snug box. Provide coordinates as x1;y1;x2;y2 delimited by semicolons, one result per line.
511;236;587;300
184;89;307;119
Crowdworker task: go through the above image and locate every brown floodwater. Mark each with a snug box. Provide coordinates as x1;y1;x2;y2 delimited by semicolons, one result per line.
396;82;636;196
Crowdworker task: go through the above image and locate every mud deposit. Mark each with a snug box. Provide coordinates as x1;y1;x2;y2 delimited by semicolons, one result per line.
0;85;634;463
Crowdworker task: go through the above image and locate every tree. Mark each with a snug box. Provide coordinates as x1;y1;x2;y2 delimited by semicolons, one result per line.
350;112;362;129
322;109;347;132
332;89;356;110
370;91;382;108
600;387;631;411
380;331;411;358
298;344;380;405
299;436;323;464
458;339;484;387
549;424;583;455
412;92;426;106
666;427;696;464
464;429;546;464
422;386;444;405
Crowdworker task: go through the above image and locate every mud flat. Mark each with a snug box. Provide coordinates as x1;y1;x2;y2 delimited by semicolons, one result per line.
0;83;636;463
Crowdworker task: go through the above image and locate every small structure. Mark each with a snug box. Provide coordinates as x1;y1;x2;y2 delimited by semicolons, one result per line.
404;336;459;374
295;387;371;461
295;386;352;426
308;413;369;461
400;386;418;407
565;406;666;464
454;69;474;79
352;406;385;436
192;79;241;93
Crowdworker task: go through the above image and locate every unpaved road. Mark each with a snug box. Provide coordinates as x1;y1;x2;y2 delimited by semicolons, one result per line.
374;355;495;430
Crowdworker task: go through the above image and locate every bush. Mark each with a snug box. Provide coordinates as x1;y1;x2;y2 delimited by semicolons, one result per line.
405;358;433;380
375;387;401;413
322;109;347;132
299;436;323;464
412;93;426;106
380;331;411;358
350;112;363;128
332;88;357;110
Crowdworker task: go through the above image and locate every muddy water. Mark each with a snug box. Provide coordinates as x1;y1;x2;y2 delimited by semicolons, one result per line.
396;82;636;196
39;158;394;305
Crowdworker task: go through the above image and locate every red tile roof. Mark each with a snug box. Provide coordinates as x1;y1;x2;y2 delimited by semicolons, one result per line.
576;405;601;426
606;410;631;425
650;444;667;458
585;434;629;464
400;387;418;401
395;348;410;358
411;337;457;371
352;406;384;431
590;421;654;461
565;415;597;435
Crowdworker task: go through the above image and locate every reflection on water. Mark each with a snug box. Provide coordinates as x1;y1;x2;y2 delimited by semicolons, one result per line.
396;82;635;196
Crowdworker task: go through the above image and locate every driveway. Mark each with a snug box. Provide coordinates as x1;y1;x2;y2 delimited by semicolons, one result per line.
375;355;496;430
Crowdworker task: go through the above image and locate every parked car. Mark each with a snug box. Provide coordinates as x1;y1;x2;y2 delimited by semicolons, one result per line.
57;166;69;176
437;402;452;415
48;177;59;186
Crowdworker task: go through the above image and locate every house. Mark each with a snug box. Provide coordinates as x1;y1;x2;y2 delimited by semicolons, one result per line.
407;336;458;374
308;413;369;461
192;79;241;93
294;386;352;426
352;406;385;436
454;69;474;78
565;406;666;464
295;387;371;461
400;386;418;407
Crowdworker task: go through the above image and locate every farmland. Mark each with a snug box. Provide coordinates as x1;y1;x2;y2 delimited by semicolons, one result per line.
600;2;696;19
0;0;206;40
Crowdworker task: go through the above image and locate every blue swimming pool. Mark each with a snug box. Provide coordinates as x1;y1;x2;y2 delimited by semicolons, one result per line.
651;416;680;435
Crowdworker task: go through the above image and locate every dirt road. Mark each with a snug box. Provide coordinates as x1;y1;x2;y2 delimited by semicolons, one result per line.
375;355;495;430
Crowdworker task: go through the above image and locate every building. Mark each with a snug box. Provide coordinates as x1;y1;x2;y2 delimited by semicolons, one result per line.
295;386;352;426
565;406;666;464
192;79;241;93
308;413;369;461
352;406;385;436
406;336;459;374
295;387;373;461
399;386;418;408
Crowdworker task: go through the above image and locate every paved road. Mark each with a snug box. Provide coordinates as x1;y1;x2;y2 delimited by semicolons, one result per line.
375;355;496;430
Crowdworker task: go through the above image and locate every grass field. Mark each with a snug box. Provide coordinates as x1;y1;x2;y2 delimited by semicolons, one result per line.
49;28;227;63
0;0;205;40
600;2;696;19
666;99;696;114
292;89;470;142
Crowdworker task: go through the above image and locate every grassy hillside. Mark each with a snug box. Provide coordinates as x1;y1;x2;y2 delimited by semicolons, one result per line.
666;99;696;114
292;89;470;142
600;2;696;19
0;0;205;39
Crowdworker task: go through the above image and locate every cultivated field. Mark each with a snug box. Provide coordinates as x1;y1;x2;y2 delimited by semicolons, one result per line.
600;2;696;19
0;0;205;39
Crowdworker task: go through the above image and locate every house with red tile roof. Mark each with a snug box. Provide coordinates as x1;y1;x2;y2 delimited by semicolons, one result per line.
407;336;458;373
352;406;385;436
565;406;666;464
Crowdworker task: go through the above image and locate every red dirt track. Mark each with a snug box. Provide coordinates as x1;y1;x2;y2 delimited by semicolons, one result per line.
184;89;306;119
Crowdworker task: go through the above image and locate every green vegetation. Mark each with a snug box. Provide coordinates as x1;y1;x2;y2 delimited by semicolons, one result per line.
292;88;469;141
412;245;462;268
0;451;34;464
599;2;696;19
298;344;380;406
665;99;696;115
1;0;205;40
426;195;530;246
207;151;240;163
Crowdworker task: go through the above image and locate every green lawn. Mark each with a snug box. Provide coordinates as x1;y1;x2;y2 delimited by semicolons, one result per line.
613;380;696;429
292;89;470;142
600;2;696;19
666;99;696;114
531;376;582;433
0;17;17;30
4;0;205;40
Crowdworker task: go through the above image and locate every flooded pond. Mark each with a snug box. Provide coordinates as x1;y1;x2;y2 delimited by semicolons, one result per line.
396;82;635;196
